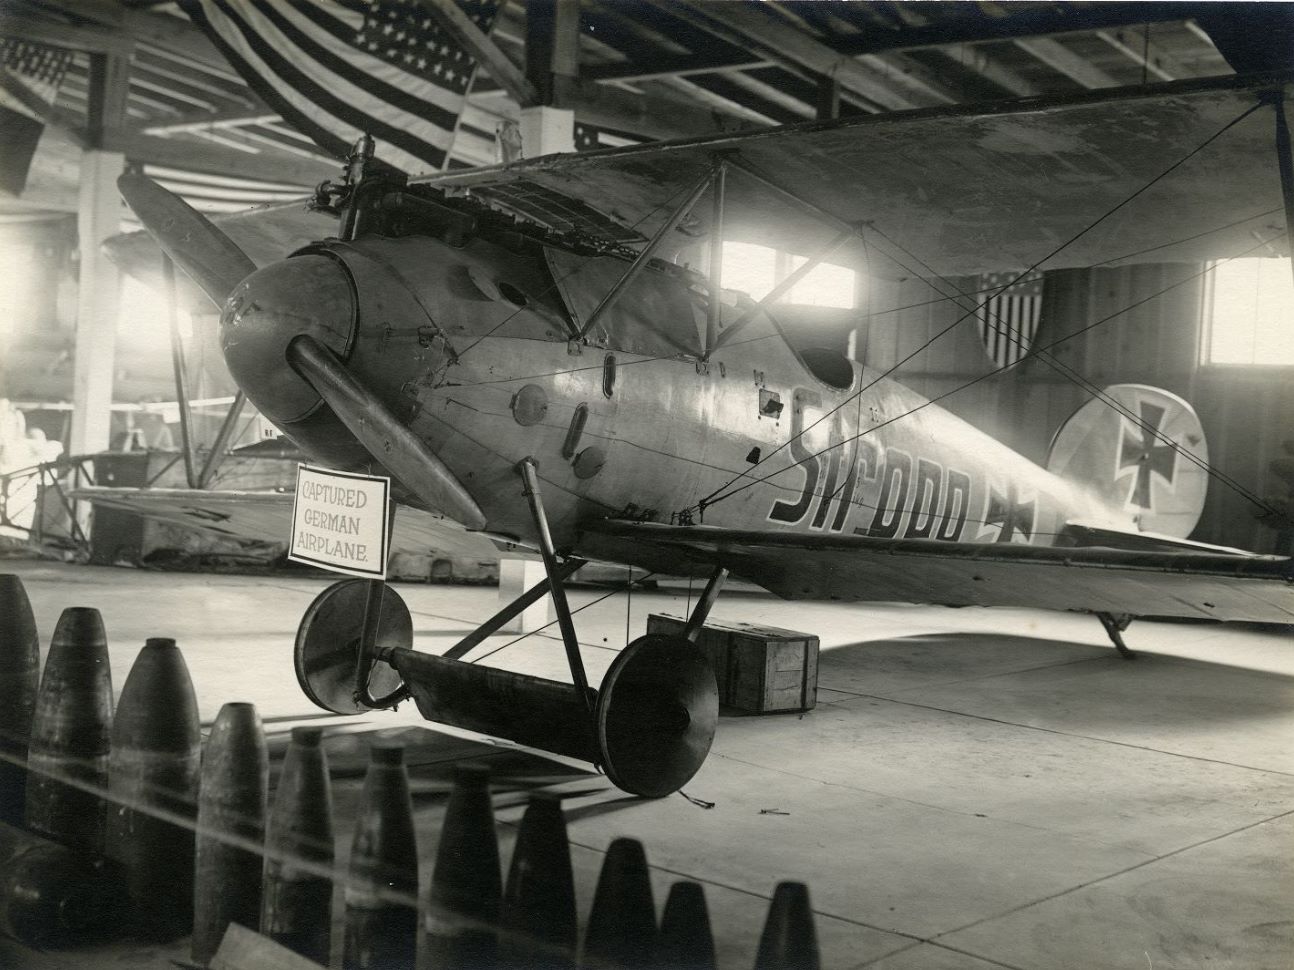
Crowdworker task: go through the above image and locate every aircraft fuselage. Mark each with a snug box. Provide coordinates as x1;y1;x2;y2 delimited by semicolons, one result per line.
221;229;1131;580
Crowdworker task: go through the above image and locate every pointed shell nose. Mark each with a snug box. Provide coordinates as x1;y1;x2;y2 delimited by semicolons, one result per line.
219;254;356;424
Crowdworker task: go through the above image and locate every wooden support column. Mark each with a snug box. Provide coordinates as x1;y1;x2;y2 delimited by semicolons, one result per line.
69;53;128;457
521;0;578;156
816;76;840;121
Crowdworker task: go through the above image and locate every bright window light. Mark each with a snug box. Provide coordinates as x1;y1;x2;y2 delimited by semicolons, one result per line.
787;255;857;308
118;276;192;348
722;241;778;301
721;241;857;309
0;242;36;350
1205;258;1294;366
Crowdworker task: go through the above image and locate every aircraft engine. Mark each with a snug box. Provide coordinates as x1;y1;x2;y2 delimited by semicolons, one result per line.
219;254;357;427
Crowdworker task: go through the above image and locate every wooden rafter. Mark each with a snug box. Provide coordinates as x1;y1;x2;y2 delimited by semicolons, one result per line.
412;0;537;106
1014;36;1122;89
646;0;920;112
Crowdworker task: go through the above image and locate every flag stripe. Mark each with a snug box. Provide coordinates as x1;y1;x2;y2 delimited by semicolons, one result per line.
976;271;1043;369
288;2;477;117
255;1;460;131
207;0;446;169
181;0;498;176
182;0;355;161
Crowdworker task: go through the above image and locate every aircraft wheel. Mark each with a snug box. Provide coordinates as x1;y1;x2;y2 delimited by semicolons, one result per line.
294;579;411;714
595;633;718;798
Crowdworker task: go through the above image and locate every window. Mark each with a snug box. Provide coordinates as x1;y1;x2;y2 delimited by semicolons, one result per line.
1203;258;1294;366
721;242;857;309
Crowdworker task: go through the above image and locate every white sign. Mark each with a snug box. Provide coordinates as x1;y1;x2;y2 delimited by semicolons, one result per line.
289;464;391;578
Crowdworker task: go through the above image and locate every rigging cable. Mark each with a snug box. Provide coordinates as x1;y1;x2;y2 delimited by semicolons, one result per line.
693;97;1271;516
687;234;1288;522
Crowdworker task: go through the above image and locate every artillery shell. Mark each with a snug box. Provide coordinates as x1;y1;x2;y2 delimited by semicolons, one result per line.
581;838;656;970
192;701;268;967
425;762;502;970
656;882;715;970
0;574;39;827
0;819;120;947
501;792;576;970
107;637;201;941
262;726;334;966
753;882;820;970
343;742;418;970
26;606;113;853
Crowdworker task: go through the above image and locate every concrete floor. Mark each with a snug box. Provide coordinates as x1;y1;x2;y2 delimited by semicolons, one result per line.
2;556;1292;969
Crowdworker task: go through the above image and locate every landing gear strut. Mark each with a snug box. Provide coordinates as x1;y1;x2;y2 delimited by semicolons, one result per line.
292;458;720;797
1096;612;1137;660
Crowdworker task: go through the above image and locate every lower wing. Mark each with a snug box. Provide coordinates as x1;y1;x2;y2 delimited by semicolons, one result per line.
70;486;506;561
580;521;1294;623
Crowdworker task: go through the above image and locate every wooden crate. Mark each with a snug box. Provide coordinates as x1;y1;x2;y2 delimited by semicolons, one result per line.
646;614;819;714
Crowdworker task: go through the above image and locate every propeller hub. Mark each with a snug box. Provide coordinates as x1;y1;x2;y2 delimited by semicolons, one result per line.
220;254;357;425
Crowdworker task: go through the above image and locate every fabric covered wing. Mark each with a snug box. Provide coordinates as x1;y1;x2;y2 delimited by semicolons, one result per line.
429;73;1292;276
106;74;1294;295
581;521;1294;623
71;487;504;560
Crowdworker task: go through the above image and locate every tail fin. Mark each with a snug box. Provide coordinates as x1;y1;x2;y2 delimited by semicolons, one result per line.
1047;384;1209;538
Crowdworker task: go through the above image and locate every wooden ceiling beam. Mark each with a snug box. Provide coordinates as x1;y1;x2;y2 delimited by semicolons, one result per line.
1014;36;1121;89
1096;28;1186;81
830;4;1209;56
412;0;537;106
550;75;755;141
141;107;282;137
684;73;807;126
130;52;259;109
1;6;133;56
584;54;773;84
931;46;1046;99
647;0;920;111
101;129;336;185
656;76;782;127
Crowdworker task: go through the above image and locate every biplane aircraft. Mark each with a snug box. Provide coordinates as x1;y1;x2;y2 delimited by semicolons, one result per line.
91;71;1294;796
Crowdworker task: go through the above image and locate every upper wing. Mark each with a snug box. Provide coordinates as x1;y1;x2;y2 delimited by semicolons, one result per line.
107;73;1292;290
428;73;1293;275
71;486;505;561
580;521;1294;623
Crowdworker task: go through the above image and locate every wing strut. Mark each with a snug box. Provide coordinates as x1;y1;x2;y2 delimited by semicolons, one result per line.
518;457;594;712
1270;90;1294;290
706;228;854;358
576;167;718;341
683;566;729;641
162;254;199;489
705;158;728;354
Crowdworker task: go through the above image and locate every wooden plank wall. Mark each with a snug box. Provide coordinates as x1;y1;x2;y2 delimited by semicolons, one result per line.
856;264;1294;553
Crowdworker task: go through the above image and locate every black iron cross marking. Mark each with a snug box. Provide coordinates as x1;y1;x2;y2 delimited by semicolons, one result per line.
985;483;1035;543
1119;402;1177;510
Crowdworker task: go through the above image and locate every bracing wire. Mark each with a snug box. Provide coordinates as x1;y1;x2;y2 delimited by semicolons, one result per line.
689;234;1288;521
695;98;1269;513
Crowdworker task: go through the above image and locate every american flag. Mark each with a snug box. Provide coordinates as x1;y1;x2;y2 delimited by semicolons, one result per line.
975;270;1044;369
0;40;72;195
1;39;72;104
180;0;500;177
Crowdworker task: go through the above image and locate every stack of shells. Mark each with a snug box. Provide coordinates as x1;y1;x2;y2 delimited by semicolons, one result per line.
0;573;822;969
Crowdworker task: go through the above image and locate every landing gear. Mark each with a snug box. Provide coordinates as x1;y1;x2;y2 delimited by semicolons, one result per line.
290;458;721;797
294;579;410;713
597;634;718;797
1096;612;1137;660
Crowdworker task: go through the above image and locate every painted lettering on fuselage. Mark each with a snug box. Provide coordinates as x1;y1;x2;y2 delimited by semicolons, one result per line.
765;389;973;541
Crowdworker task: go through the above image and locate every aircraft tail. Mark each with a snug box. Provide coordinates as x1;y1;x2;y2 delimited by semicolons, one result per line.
1047;384;1209;539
